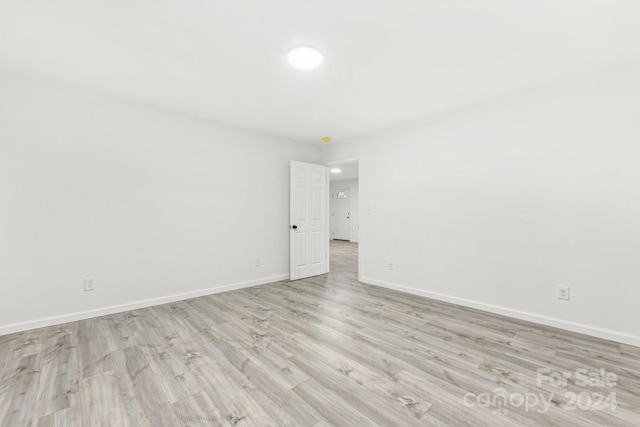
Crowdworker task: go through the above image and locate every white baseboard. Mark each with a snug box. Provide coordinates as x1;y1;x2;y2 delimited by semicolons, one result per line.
360;276;640;348
0;274;289;336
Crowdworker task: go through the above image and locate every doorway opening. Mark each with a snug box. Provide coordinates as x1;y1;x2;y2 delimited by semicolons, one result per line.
329;160;359;277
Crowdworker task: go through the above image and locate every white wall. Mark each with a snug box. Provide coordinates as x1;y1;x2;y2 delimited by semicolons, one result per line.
322;60;640;346
330;179;359;242
0;69;319;334
4;58;640;346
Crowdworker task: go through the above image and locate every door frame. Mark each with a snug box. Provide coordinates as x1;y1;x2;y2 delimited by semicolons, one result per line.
326;157;361;281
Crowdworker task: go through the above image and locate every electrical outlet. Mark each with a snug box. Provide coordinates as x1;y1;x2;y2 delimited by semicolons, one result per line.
254;258;261;268
557;285;570;300
84;277;96;292
388;262;394;271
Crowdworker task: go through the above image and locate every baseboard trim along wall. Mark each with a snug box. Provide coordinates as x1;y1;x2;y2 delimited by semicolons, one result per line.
4;273;637;347
0;274;289;336
361;277;640;348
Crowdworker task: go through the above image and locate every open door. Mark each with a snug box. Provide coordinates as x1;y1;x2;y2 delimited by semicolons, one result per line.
290;161;329;280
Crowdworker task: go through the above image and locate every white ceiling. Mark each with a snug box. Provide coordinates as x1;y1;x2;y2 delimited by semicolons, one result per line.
330;161;359;182
1;1;639;144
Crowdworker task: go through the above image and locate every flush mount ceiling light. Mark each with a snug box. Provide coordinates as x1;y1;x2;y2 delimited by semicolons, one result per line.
287;46;323;70
330;168;341;173
322;136;332;143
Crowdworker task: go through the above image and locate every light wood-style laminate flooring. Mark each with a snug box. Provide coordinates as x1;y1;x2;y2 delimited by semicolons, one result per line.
1;241;639;426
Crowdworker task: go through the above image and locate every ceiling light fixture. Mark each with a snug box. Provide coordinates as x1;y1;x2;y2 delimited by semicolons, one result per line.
287;46;323;70
322;136;332;143
330;168;341;173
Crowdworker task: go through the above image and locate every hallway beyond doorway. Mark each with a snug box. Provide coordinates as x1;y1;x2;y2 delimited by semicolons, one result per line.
330;239;358;276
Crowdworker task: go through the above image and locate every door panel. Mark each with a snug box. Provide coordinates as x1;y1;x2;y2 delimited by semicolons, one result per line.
290;161;329;280
296;233;307;267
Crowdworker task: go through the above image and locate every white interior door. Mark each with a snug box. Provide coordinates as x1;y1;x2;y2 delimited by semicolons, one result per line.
332;189;351;241
290;161;329;280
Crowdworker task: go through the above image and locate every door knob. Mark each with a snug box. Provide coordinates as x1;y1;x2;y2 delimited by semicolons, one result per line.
292;225;298;230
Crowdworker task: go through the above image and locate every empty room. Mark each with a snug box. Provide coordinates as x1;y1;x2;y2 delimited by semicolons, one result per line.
1;1;639;426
